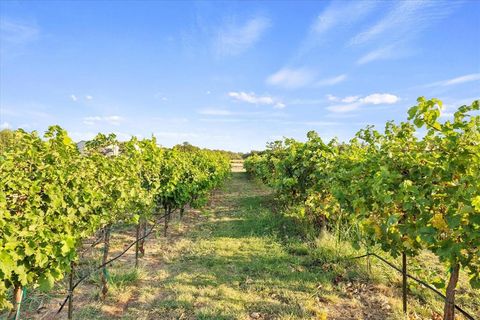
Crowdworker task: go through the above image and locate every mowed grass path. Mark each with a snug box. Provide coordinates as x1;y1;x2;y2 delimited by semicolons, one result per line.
123;172;331;319
113;172;395;320
25;172;478;319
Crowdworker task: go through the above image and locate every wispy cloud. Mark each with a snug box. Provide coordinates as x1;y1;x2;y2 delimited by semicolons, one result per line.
70;94;94;102
229;92;274;104
228;91;285;109
426;73;480;87
349;1;456;46
0;18;39;46
315;74;347;86
266;68;315;89
326;93;400;113
328;95;361;103
356;43;412;64
311;1;376;35
267;68;347;89
83;115;124;126
296;1;376;56
326;103;362;113
215;16;270;56
351;1;457;65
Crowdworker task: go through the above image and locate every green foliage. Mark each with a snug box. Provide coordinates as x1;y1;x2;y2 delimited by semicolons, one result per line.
245;97;480;292
0;128;230;309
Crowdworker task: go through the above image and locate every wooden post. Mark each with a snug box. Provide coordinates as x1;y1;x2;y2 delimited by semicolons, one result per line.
135;223;140;268
402;252;407;314
101;225;111;299
366;254;371;275
164;207;169;237
10;285;22;320
68;262;74;319
180;206;185;219
139;219;146;257
443;263;460;320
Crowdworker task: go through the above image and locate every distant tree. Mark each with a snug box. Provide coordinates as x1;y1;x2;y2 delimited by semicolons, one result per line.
172;141;243;160
174;141;199;152
0;129;15;153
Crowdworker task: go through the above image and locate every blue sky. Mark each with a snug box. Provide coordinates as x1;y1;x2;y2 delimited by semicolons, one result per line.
1;1;479;152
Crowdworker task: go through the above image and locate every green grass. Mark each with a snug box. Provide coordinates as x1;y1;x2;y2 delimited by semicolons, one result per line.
120;172;385;319
13;172;480;320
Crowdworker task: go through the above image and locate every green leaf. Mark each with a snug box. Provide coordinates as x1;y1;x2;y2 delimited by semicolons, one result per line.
38;272;55;291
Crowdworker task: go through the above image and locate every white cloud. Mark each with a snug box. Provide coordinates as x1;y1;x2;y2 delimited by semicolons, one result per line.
229;91;273;104
104;115;123;125
427;73;480;87
70;94;78;101
362;93;399;105
228;91;286;109
85;95;93;100
326;95;360;103
327;103;362;113
0;122;11;129
83;115;124;126
326;93;400;113
315;74;347;86
215;16;270;56
341;96;360;103
266;68;315;89
83;116;102;125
